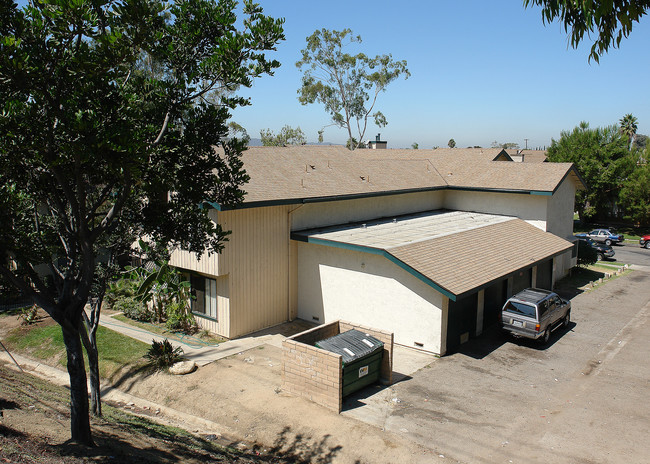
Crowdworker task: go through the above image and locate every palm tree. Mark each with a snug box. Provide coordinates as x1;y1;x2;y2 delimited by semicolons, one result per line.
619;113;638;150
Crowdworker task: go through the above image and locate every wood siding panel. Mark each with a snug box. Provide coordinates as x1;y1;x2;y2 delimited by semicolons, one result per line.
219;206;291;338
169;209;220;275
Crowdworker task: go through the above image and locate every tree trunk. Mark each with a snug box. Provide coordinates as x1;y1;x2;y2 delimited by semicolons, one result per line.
81;299;102;417
80;327;101;416
62;324;94;446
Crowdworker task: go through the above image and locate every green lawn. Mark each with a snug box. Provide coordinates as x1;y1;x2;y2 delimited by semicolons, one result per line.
4;321;149;380
113;314;225;346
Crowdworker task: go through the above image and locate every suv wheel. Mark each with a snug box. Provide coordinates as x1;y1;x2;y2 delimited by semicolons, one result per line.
563;310;570;327
542;328;551;344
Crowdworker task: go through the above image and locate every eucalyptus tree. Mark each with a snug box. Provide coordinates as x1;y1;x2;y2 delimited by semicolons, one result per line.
296;28;409;150
0;0;284;445
260;125;306;146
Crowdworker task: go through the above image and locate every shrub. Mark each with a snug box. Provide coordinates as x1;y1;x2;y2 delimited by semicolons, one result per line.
145;339;184;370
104;278;138;309
113;297;152;322
18;305;39;325
577;239;598;266
165;301;196;333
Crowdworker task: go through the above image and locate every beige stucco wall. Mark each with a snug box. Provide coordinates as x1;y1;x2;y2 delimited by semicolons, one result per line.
296;241;446;354
291;190;445;231
547;178;579;279
443;190;548;231
546;178;577;238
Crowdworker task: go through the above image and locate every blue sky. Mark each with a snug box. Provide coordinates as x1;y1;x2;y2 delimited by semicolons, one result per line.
231;1;650;149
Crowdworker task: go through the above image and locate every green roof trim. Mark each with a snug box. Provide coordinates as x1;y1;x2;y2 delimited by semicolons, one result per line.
291;234;457;301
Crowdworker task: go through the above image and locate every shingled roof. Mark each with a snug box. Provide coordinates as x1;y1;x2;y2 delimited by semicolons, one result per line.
226;145;584;207
292;210;573;300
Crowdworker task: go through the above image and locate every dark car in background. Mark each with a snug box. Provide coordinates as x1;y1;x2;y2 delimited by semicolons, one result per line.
577;237;615;261
640;234;650;249
575;229;624;246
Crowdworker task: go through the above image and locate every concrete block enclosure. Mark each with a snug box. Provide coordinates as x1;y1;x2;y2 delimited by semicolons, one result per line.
282;320;393;412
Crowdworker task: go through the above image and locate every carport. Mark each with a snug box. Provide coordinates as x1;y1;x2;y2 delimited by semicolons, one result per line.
292;210;573;355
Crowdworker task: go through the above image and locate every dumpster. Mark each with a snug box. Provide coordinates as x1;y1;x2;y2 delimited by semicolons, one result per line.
316;329;384;397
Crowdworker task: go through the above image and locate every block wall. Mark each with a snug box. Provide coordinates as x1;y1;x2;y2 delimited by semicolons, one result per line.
282;320;394;413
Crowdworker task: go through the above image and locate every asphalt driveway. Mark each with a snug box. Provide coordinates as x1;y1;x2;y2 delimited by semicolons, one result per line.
344;269;650;463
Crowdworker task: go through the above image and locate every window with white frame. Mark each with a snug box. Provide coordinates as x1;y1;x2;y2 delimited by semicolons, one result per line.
204;277;217;319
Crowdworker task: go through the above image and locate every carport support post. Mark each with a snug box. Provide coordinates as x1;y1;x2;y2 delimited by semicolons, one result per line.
531;266;538;288
475;290;484;336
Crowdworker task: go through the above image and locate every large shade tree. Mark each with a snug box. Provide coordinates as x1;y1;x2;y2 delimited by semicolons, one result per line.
0;0;284;445
546;122;634;221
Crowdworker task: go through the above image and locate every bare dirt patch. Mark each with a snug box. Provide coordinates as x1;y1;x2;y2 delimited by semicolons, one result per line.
0;363;295;463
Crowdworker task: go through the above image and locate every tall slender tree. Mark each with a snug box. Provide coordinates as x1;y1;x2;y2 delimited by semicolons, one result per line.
0;0;284;444
619;113;638;150
296;28;409;150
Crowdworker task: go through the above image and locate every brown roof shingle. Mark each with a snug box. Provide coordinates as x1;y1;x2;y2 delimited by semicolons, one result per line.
389;219;573;297
234;145;583;205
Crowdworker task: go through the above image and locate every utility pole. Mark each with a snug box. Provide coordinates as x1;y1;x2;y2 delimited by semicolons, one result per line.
524;138;529;150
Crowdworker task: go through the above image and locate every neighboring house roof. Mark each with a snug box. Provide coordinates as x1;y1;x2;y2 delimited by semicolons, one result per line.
213;146;585;209
520;151;548;163
292;210;574;300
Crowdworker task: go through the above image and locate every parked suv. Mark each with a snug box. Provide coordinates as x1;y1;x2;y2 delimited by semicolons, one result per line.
501;288;571;344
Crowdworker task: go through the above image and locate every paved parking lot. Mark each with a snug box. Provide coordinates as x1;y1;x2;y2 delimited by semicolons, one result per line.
344;269;650;463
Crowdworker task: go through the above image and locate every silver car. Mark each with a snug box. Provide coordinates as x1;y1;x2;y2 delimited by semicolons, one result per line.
501;288;571;344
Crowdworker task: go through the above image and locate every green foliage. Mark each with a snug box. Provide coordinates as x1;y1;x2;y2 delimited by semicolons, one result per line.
296;28;409;150
0;0;284;315
619;113;638;149
165;300;196;332
448;139;456;148
547;121;634;221
619;159;650;225
260;125;306;146
17;305;39;325
105;278;138;309
0;1;283;441
491;141;519;149
577;240;598;267
227;121;250;145
145;339;184;370
524;0;650;62
411;142;419;150
113;296;152;322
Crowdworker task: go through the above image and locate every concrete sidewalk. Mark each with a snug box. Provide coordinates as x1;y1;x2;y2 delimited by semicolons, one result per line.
98;313;290;366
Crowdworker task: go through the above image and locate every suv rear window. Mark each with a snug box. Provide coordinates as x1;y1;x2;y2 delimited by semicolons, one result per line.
504;301;537;319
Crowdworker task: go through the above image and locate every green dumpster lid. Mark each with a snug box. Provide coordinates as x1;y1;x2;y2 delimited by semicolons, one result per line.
315;329;383;364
